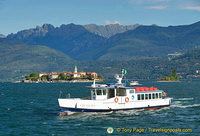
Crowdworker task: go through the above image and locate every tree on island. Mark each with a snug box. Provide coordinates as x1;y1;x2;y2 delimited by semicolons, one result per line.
159;70;179;81
25;72;39;81
97;74;103;80
58;73;67;80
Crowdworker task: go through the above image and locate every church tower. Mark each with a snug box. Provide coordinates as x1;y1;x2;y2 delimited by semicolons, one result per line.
74;65;77;73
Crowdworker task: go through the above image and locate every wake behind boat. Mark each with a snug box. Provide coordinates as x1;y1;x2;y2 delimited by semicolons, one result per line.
58;69;171;115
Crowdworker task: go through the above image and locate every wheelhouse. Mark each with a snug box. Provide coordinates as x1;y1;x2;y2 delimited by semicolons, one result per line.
89;85;165;102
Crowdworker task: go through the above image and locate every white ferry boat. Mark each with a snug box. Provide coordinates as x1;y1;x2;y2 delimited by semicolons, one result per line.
58;71;171;115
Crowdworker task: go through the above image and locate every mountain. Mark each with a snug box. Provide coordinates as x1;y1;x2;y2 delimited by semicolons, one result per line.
78;48;200;80
0;40;74;81
5;21;200;61
7;24;106;60
93;21;200;60
84;24;139;38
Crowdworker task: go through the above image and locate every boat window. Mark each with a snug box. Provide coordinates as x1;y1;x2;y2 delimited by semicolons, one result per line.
103;89;106;95
107;89;115;99
141;94;144;100
96;89;102;95
129;90;134;94
145;94;148;100
152;93;155;99
92;90;95;95
116;88;126;96
156;93;158;99
159;93;161;98
149;94;151;99
137;94;141;100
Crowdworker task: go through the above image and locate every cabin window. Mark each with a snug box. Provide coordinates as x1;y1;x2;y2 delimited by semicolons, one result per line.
129;90;135;94
137;94;141;100
149;94;151;99
92;90;95;95
96;89;102;95
145;94;148;100
107;89;115;99
103;89;106;95
141;94;144;100
152;93;155;99
159;93;161;98
156;93;158;99
116;88;126;96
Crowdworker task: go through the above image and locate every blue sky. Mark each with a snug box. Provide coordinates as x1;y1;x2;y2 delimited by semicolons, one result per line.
0;0;200;35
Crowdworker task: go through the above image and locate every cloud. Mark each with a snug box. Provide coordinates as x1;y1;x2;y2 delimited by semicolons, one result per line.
147;5;167;10
104;20;120;25
129;0;169;4
182;6;200;11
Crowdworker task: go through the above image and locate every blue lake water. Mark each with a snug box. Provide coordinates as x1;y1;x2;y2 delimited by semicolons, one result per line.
0;80;200;135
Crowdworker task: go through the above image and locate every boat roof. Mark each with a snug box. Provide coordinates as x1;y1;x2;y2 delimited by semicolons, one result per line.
87;84;163;93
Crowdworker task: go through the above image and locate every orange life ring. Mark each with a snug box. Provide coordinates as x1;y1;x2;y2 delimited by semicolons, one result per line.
125;97;129;103
114;97;119;103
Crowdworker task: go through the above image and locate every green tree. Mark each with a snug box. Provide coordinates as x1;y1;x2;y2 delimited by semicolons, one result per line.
41;76;47;81
172;70;177;77
30;72;39;78
29;72;39;81
97;74;103;80
25;74;30;80
58;73;66;80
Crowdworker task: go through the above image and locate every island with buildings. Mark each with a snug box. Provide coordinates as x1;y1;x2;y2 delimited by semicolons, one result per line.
22;65;103;83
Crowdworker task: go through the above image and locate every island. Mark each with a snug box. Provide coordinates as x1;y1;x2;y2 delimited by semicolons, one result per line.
22;65;103;83
158;70;179;82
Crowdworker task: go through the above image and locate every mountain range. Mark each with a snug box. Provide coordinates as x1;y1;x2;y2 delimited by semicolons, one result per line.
1;21;200;81
5;21;200;61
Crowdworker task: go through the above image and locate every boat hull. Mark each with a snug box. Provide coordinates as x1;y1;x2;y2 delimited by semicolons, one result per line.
60;104;170;113
58;97;171;115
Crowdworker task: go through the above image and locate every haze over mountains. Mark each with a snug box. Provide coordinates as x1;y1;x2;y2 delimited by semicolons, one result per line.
1;22;200;81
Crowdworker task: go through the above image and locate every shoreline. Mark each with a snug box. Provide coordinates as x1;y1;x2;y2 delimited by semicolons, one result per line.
157;80;180;82
17;79;103;83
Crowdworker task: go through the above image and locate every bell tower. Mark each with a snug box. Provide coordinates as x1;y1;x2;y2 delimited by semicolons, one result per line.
74;65;77;73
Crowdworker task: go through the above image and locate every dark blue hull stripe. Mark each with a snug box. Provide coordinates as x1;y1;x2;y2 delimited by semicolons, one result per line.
60;105;170;112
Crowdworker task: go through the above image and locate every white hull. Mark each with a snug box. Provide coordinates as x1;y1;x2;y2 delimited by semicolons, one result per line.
58;97;171;113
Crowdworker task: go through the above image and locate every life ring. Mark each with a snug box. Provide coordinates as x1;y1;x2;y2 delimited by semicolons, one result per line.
114;97;119;103
125;97;129;103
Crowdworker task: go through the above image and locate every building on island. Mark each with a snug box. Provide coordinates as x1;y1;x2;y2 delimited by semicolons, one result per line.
73;65;80;78
38;65;98;80
86;72;98;79
39;72;48;78
48;72;59;79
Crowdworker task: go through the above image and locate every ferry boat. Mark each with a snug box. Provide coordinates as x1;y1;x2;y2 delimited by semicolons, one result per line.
58;70;171;115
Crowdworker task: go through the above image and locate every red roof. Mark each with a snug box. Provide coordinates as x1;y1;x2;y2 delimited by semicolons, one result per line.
134;87;158;92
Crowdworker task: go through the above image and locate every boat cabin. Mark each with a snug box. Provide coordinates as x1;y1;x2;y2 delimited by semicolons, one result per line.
88;74;165;102
89;85;165;102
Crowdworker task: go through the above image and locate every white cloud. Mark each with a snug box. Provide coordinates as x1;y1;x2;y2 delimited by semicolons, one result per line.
129;0;169;4
182;6;200;11
104;20;120;25
147;5;167;9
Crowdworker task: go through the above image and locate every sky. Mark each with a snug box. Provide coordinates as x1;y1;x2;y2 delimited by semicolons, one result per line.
0;0;200;35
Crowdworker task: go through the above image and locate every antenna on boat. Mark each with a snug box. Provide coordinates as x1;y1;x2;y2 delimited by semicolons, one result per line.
92;78;96;87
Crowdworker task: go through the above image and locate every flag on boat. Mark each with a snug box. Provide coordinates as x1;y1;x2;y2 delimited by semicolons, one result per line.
122;69;127;75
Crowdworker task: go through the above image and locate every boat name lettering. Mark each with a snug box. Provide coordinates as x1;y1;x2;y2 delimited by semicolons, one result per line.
79;104;95;107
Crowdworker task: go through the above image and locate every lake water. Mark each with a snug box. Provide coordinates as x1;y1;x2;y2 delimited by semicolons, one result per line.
0;80;200;135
